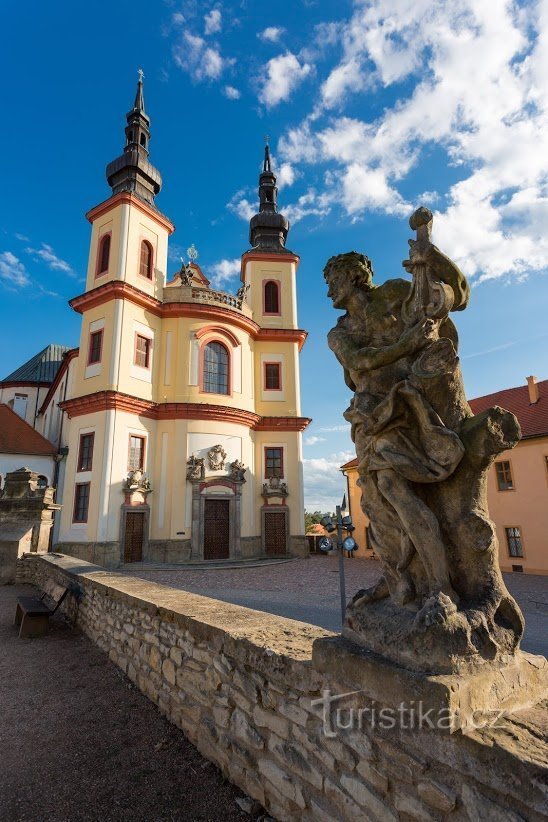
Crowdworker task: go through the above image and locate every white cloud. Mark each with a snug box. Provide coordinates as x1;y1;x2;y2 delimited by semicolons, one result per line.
317;424;350;433
208;258;241;289
259;52;312;108
304;435;326;446
283;189;332;224
276;162;297;188
223;85;241;100
172;12;185;25
275;0;548;282
227;190;256;221
303;451;353;511
258;26;285;43
204;9;222;35
25;243;74;275
0;251;30;287
173;31;229;82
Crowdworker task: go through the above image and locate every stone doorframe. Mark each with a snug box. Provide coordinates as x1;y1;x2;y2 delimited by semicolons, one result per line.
119;504;151;562
189;478;245;561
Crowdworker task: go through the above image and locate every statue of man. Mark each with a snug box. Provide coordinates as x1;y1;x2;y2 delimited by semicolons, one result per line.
324;251;465;621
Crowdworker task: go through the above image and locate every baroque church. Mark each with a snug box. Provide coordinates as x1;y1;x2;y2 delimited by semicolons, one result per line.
34;76;310;568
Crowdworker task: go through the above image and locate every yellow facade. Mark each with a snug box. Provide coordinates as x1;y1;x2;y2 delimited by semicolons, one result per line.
55;82;309;567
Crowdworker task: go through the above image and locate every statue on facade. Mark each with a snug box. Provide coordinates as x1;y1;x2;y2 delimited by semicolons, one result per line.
325;207;524;673
186;455;205;481
179;259;194;286
236;282;250;307
207;444;227;471
229;460;247;482
125;469;151;491
262;476;289;497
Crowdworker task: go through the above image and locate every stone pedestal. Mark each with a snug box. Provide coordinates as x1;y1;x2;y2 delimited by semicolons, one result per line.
313;635;548;734
0;468;59;583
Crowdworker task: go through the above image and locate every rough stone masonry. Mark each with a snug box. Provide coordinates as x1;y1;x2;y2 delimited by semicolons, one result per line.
16;554;548;821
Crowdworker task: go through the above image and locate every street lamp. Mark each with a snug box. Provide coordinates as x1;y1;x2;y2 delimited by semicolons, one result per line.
322;497;359;625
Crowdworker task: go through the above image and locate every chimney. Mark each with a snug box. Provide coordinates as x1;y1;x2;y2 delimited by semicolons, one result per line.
526;375;539;404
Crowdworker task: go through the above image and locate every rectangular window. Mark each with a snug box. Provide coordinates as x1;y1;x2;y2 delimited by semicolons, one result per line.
88;329;103;365
128;435;145;471
495;460;514;491
505;527;523;558
264;362;281;391
12;393;28;419
77;432;94;472
73;483;90;523
265;447;283;479
135;334;151;369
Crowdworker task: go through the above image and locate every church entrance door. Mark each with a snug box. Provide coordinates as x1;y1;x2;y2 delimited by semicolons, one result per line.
264;510;288;555
203;499;230;560
123;511;145;563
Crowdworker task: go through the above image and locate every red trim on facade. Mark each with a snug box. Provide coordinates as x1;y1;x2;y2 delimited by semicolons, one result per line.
86;192;175;235
138;238;154;281
199;479;237;492
262;279;281;316
95;232;112;279
38;349;79;415
240;250;300;281
59;390;311;430
257;328;308;351
69;282;308;350
195;325;240;347
87;329;104;365
134;332;152;369
264;446;284;479
128;433;146;471
77;432;95;472
199;339;232;397
263;361;282;391
73;482;90;523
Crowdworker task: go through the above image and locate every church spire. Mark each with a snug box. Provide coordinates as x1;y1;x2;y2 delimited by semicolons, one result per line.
105;70;162;205
249;138;290;251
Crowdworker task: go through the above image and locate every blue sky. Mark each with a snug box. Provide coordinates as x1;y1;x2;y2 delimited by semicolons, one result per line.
1;0;548;510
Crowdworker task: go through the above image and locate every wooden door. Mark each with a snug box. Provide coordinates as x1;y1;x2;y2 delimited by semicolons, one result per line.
203;499;230;560
264;511;287;555
123;511;145;563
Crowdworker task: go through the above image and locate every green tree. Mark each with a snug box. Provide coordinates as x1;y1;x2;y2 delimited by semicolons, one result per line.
304;510;324;532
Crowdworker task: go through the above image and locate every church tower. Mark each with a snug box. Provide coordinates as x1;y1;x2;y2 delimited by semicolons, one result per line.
56;81;309;568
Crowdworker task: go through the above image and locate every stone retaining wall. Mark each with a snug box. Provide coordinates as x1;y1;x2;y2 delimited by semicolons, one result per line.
16;554;548;821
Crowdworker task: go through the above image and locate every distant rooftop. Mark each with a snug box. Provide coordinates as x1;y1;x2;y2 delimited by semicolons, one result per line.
1;344;70;384
0;404;56;456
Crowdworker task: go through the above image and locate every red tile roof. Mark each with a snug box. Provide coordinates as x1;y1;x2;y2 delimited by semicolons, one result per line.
0;404;56;456
340;378;548;470
469;379;548;440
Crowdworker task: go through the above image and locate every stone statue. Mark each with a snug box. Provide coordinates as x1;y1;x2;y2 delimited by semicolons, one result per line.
229;460;247;482
125;469;151;491
262;476;289;497
179;262;194;286
324;207;524;673
236;282;250;306
186;455;205;481
207;444;227;471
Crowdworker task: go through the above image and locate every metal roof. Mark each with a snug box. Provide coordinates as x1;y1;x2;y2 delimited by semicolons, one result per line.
2;344;70;384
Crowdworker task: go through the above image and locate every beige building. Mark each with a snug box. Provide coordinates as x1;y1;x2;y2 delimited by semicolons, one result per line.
36;77;309;568
342;375;548;574
469;376;548;575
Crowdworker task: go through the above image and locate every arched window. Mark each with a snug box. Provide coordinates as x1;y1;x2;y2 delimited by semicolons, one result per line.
203;341;229;394
264;280;280;314
139;240;153;279
140;133;147;148
98;234;110;275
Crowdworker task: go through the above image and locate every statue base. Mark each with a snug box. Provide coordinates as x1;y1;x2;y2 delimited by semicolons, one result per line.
343;594;526;675
313;635;548;734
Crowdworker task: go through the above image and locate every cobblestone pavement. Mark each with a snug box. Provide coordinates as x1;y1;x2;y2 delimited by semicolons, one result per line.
0;585;248;822
125;555;548;655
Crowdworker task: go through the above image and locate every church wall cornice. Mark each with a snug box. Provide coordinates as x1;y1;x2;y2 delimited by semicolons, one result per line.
58;390;311;430
85;192;175;235
69;282;308;349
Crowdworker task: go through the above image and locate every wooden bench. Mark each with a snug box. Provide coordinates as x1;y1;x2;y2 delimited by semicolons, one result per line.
14;580;69;638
